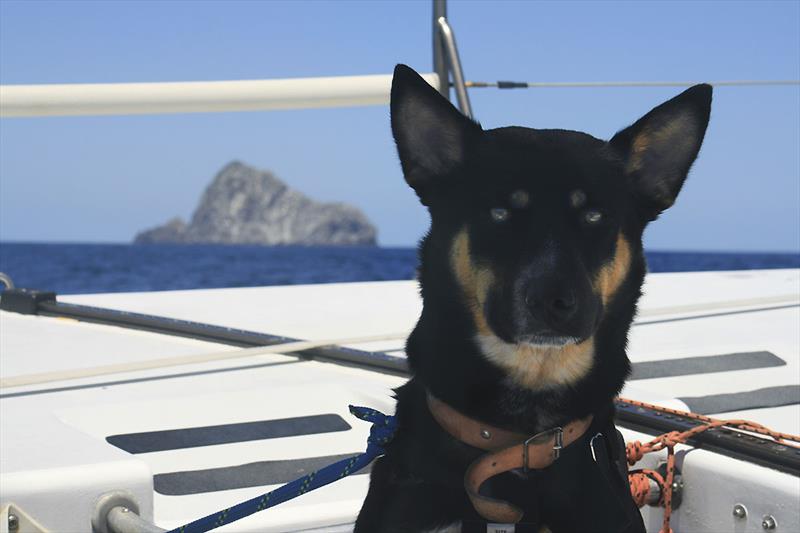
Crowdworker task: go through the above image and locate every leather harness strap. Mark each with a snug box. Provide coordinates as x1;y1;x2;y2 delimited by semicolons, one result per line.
427;393;530;450
427;392;594;523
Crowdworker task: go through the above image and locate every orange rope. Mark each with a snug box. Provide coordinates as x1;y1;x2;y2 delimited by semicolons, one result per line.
619;397;800;533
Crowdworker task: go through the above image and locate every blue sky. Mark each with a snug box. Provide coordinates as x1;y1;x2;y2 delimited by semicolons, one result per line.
1;0;798;251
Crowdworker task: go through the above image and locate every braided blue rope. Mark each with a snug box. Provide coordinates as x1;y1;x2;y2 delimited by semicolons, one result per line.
165;406;396;533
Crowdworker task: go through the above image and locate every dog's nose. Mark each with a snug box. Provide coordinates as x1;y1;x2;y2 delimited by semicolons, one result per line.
525;284;578;325
551;291;577;320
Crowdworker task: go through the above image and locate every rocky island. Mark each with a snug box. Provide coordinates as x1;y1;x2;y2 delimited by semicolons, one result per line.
134;161;377;246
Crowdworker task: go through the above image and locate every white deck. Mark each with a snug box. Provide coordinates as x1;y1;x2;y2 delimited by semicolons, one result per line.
1;269;799;532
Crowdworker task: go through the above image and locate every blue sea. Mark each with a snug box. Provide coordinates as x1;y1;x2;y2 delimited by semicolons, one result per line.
0;242;798;295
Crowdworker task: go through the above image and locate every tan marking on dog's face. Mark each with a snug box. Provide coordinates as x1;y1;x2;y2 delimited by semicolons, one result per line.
510;189;530;209
569;189;587;209
477;334;595;390
451;229;494;336
451;229;609;390
595;233;632;305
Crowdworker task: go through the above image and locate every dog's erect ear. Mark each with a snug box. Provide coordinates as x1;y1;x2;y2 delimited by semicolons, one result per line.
391;64;481;204
610;84;712;217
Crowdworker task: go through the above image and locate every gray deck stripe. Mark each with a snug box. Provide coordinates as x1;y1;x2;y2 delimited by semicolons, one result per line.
679;385;800;415
630;351;785;380
0;359;302;400
633;303;799;327
107;414;351;454
154;453;369;495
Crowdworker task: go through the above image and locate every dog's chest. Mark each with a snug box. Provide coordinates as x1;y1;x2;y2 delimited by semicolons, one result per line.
496;384;567;431
422;523;550;533
422;523;462;533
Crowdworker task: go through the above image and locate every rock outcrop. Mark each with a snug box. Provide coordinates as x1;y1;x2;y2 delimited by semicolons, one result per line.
133;217;187;244
134;161;377;246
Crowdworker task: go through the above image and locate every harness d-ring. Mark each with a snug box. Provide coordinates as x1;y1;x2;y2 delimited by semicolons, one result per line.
589;432;605;462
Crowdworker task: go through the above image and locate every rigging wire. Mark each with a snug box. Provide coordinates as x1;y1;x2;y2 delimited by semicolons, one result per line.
463;79;800;89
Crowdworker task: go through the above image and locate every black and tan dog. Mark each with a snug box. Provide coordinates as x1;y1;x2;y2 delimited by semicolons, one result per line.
355;64;711;533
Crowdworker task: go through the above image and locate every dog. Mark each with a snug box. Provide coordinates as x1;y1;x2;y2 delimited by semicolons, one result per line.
354;64;711;533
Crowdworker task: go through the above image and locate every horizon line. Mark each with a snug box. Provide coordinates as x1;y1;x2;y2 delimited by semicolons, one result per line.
0;239;798;256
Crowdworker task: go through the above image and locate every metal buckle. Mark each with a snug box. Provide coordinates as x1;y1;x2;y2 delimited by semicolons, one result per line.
522;426;563;473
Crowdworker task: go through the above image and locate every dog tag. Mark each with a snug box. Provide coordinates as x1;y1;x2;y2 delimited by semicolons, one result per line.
486;524;515;533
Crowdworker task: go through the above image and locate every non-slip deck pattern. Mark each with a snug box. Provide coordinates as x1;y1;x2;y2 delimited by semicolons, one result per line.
680;385;800;415
629;351;785;380
154;453;369;495
107;414;351;454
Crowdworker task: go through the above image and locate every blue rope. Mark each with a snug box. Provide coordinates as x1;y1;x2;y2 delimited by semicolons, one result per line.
165;406;396;533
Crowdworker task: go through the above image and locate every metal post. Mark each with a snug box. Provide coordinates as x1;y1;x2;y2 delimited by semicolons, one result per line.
106;507;167;533
436;16;474;119
92;492;166;533
432;0;449;99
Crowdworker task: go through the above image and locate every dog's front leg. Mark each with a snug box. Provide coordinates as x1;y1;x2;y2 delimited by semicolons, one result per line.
355;455;467;533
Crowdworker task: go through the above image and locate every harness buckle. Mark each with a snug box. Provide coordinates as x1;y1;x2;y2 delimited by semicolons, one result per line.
522;426;563;473
553;426;564;459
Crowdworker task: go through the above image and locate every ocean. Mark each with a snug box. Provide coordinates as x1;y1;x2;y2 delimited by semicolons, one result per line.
0;242;798;295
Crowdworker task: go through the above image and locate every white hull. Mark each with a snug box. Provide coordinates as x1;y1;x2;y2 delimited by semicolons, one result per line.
1;269;798;532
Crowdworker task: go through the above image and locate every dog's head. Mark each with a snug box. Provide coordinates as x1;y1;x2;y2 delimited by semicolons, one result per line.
393;65;711;391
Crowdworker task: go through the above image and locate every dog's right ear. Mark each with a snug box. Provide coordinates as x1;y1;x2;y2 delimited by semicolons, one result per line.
609;84;712;219
391;64;481;205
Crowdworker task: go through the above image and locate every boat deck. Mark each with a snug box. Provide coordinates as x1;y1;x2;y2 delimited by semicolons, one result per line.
1;269;798;532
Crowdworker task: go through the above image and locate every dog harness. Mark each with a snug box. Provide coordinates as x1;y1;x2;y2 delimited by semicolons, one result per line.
426;393;594;523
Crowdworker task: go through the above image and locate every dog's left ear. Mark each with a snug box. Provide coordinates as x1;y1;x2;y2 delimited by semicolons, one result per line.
609;84;712;218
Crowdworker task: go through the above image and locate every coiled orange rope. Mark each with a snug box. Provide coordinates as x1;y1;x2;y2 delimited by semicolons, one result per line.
619;397;800;533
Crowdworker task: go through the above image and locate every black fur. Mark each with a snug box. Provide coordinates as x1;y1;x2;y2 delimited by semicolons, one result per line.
355;64;712;532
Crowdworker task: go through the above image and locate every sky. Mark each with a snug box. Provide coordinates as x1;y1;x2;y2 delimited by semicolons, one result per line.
0;0;798;252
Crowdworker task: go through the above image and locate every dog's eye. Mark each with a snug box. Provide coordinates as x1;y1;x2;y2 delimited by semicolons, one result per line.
584;210;603;225
490;208;510;223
